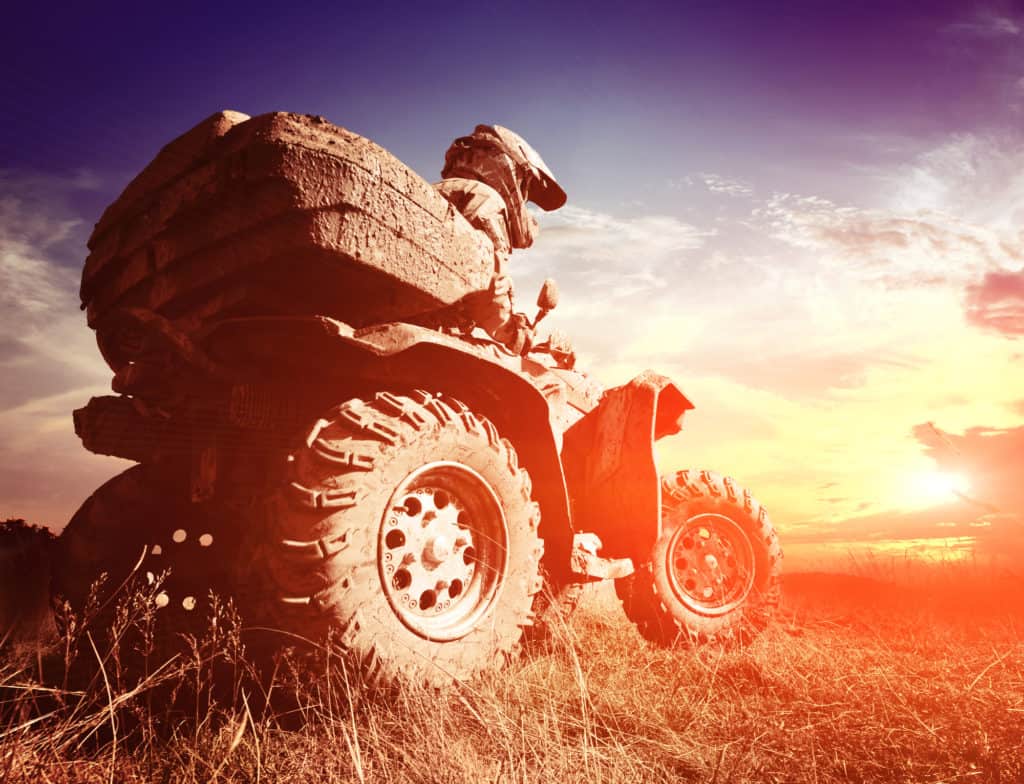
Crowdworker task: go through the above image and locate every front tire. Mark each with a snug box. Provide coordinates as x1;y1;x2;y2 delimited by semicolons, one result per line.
256;391;544;686
616;469;781;645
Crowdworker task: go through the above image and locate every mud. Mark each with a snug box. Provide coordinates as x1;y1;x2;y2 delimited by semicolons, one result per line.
82;111;494;345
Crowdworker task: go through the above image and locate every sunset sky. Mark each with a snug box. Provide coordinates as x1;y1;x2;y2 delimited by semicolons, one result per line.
2;1;1023;570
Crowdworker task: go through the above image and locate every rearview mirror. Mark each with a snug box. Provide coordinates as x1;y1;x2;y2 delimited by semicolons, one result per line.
537;278;559;311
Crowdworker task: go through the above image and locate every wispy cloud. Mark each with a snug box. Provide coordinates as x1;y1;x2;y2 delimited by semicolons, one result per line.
782;500;980;546
515;205;716;375
938;6;1024;116
670;173;754;198
880;134;1024;228
0;179;110;399
0;210;81;323
943;7;1021;39
519;204;712;304
753;134;1024;335
702;174;753;198
523;133;1024;400
877;133;1024;337
0;173;126;526
753;194;1020;288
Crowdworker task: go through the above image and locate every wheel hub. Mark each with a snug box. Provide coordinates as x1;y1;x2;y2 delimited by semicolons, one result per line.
423;535;452;564
379;461;509;641
666;513;756;616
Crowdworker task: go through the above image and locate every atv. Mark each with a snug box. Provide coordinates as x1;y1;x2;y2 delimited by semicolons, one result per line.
53;111;782;686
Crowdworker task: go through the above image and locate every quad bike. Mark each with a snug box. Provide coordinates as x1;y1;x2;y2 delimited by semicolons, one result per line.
53;111;782;686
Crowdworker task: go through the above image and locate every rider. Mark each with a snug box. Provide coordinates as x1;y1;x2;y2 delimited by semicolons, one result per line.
434;124;566;354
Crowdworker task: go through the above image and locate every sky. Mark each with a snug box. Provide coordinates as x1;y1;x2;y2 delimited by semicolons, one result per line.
2;1;1023;571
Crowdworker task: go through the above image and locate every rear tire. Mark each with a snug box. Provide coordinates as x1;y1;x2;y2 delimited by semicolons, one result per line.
616;469;781;645
254;391;544;686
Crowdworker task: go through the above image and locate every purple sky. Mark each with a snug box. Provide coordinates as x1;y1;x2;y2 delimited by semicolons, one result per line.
3;1;1024;569
3;1;1019;209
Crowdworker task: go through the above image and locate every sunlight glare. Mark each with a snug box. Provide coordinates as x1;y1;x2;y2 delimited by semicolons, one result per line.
905;471;970;508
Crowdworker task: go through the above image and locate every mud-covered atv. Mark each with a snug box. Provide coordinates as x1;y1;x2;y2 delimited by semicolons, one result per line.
54;112;782;686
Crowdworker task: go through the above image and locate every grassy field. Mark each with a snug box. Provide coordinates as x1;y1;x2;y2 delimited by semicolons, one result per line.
2;526;1023;783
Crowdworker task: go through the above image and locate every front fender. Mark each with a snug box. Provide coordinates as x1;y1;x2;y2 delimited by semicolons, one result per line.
560;370;694;564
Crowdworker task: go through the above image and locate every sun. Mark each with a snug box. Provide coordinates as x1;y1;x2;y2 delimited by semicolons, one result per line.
904;471;971;508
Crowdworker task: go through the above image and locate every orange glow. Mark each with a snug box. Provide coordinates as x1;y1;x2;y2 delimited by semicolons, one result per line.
902;471;971;509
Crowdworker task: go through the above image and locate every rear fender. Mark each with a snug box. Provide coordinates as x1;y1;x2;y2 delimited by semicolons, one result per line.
560;370;694;564
202;317;576;568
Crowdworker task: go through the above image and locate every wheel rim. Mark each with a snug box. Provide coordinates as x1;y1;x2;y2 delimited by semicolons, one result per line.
665;513;756;616
378;461;509;641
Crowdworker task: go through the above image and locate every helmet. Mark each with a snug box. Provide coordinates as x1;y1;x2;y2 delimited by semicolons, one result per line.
442;124;567;211
442;125;566;249
486;125;567;210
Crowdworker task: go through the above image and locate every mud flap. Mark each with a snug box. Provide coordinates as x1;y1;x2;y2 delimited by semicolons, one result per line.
560;370;694;564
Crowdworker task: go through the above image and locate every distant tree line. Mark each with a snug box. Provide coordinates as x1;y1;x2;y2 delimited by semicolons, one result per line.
1;518;56;545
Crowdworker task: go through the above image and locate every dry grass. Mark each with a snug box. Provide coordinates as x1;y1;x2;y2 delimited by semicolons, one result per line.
1;546;1023;783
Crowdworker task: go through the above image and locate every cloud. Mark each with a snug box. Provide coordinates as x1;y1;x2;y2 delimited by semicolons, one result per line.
668;173;754;198
0;173;127;528
881;134;1024;338
0;222;80;331
0;388;127;529
881;133;1024;230
519;204;911;402
701;174;753;198
912;421;1024;511
965;268;1024;337
916;422;1024;543
943;7;1021;39
753;134;1024;340
529;204;712;265
906;420;1024;561
675;348;921;401
526;149;1002;405
783;499;982;546
515;205;714;366
939;6;1024;117
0;182;110;404
754;192;1020;288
